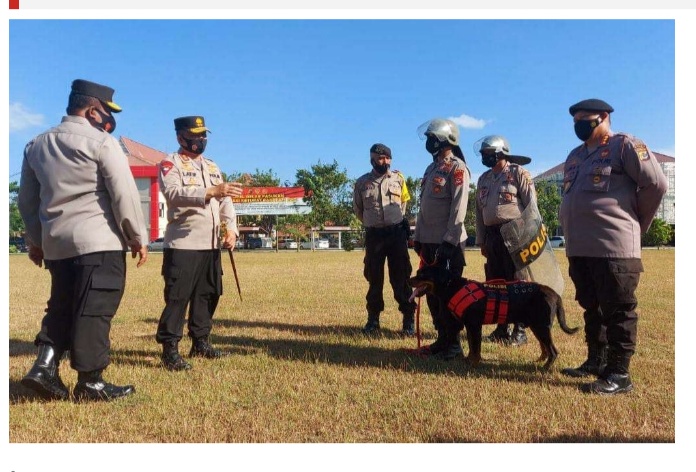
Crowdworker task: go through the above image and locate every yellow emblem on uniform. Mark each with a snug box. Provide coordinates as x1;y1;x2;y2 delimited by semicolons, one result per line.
593;175;601;184
635;144;649;161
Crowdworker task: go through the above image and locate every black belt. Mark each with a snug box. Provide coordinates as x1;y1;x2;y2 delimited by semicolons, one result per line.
366;224;404;236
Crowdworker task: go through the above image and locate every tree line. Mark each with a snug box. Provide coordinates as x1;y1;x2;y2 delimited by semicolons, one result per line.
8;161;673;247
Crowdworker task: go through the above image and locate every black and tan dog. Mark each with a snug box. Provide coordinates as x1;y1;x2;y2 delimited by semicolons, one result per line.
408;265;579;370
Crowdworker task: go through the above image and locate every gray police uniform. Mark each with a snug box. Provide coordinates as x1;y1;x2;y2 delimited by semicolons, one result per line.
560;133;668;357
353;169;415;321
18;115;147;372
156;152;238;344
476;162;535;280
414;154;470;329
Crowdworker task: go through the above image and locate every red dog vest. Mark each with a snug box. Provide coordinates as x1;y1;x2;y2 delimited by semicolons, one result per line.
447;279;514;324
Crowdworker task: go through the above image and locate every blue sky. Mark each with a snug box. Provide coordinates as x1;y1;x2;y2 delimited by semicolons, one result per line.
9;19;675;186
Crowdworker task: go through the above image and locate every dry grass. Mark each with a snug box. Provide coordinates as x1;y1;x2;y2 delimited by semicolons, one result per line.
9;249;674;444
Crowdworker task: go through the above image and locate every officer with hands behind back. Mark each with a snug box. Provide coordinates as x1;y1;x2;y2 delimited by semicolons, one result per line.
353;143;416;336
412;118;471;360
19;79;148;402
560;99;667;395
155;116;242;371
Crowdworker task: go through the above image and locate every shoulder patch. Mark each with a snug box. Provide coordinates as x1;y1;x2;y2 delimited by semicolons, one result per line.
453;169;464;186
161;160;174;176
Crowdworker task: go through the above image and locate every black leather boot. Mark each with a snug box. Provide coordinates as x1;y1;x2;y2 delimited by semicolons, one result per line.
362;312;380;334
162;340;192;371
189;336;223;358
562;342;608;378
509;324;528;346
21;344;69;400
580;349;633;395
484;324;511;343
402;312;415;336
73;369;135;402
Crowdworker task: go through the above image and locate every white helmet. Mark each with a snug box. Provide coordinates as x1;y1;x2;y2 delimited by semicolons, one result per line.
474;134;531;165
417;118;466;161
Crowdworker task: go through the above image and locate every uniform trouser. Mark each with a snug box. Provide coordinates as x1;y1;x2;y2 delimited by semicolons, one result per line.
156;249;223;344
36;251;126;372
363;228;416;317
568;257;643;355
418;242;466;330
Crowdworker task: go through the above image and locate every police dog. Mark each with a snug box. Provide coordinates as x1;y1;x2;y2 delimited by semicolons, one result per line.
408;265;579;370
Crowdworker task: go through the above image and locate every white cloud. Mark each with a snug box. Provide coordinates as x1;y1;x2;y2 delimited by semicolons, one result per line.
448;113;488;130
10;102;45;132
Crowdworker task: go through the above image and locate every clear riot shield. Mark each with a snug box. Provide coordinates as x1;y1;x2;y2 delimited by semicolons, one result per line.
500;202;565;297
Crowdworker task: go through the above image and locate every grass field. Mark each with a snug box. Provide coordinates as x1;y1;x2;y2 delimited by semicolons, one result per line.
9;248;675;446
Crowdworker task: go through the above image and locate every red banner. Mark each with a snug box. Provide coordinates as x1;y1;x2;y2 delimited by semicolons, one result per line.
10;0;19;9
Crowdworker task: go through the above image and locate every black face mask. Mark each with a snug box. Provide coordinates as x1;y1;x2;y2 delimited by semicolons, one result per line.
90;108;116;134
180;135;207;155
371;159;390;175
481;153;498;168
425;135;443;156
574;117;602;142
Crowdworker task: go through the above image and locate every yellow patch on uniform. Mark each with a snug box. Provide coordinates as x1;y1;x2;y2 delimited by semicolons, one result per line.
593;175;601;184
635;144;649;161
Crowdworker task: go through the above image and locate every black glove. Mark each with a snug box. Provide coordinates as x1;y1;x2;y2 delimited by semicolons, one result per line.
436;241;458;261
413;241;422;255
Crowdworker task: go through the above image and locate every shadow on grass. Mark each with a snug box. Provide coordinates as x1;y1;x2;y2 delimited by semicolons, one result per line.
424;432;672;443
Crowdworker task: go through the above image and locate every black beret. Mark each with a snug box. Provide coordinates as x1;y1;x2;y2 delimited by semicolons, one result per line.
174;116;211;134
71;79;122;113
569;98;614;116
369;143;391;157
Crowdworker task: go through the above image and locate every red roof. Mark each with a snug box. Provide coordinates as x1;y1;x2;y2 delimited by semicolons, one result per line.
120;136;167;167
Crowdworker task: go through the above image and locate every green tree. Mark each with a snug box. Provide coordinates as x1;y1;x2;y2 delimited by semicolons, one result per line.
465;182;477;239
9;181;24;238
295;160;352;227
534;180;561;235
642;218;673;248
404;175;421;223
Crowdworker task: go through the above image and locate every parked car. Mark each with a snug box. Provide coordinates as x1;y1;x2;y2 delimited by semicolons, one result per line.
147;237;165;251
234;239;245;250
550;236;565;248
278;238;298;250
300;238;330;250
9;236;27;253
246;237;263;249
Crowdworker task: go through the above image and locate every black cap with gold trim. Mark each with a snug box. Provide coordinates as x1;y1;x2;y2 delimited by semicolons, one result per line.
71;79;122;113
174;116;211;134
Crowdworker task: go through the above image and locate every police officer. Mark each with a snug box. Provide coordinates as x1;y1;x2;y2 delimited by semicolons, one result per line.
475;135;535;346
353;143;416;335
413;118;471;359
560;99;668;395
18;79;148;401
156;116;242;371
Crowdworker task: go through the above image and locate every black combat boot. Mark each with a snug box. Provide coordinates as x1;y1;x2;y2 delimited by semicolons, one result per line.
402;312;415;336
73;369;135;402
189;336;223;358
509;324;528;346
21;344;69;400
580;348;633;395
362;312;381;334
484;324;511;343
561;342;608;378
162;340;192;371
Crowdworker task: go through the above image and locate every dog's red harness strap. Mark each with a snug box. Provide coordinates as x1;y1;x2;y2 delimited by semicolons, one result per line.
484;289;509;325
447;283;485;319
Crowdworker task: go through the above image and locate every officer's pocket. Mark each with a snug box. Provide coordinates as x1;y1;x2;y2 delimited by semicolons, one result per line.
82;274;124;317
581;166;612;192
606;259;643;304
163;265;186;300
